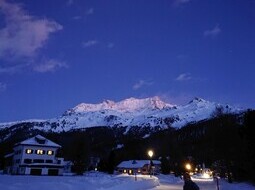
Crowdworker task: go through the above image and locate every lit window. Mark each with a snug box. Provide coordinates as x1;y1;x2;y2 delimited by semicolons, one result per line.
129;170;132;174
36;150;44;155
123;169;127;173
47;150;54;155
26;149;33;154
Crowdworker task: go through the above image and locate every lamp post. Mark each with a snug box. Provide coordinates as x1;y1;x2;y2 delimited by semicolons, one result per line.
148;150;154;177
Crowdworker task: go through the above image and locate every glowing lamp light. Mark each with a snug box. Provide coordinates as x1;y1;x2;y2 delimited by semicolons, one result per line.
148;150;154;158
185;163;192;171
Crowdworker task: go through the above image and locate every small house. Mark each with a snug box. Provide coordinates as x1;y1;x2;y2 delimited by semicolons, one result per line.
5;135;64;175
116;160;161;175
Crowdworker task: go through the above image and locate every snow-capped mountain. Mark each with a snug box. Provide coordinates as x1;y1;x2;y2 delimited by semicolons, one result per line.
0;96;243;135
0;96;242;133
65;96;174;113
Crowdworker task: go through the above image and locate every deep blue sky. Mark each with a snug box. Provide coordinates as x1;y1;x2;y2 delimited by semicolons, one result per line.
0;0;254;122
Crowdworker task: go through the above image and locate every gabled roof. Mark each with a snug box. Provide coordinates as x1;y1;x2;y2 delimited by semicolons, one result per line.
117;160;161;169
4;152;14;158
15;135;61;148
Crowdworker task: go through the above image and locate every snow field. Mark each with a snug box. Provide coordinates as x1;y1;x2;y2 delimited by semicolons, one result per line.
0;173;254;190
0;172;159;190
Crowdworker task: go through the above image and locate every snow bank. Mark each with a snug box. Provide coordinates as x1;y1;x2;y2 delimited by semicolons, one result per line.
0;173;159;190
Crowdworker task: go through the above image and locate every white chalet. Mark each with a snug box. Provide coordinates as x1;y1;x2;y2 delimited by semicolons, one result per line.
5;135;64;175
116;160;161;175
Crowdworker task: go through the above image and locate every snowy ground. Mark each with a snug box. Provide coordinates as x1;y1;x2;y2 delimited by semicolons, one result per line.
0;172;254;190
149;174;255;190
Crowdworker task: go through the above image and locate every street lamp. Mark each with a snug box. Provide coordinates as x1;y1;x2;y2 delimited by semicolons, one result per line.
148;150;154;158
185;163;192;172
147;150;154;177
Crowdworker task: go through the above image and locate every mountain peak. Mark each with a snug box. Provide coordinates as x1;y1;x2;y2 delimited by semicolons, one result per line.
67;96;174;114
118;96;173;111
188;97;207;104
102;100;115;107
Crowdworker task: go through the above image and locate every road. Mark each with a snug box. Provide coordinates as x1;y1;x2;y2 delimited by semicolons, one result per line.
154;181;216;190
150;175;218;190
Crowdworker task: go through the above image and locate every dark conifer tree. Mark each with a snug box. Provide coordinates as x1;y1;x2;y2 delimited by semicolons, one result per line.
241;110;255;182
71;134;90;175
160;156;170;174
107;150;116;174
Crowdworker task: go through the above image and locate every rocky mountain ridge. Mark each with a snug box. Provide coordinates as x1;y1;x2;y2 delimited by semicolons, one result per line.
0;97;243;134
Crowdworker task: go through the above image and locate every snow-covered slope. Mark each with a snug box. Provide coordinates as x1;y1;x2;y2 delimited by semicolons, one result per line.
0;96;243;133
42;97;242;132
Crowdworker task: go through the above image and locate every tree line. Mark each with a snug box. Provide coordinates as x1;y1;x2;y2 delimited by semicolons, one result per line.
0;110;254;182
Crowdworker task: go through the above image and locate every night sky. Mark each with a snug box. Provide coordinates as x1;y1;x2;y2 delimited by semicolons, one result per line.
0;0;254;122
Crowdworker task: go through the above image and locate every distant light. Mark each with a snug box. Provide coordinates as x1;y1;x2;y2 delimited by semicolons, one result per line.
203;173;210;178
191;169;214;182
191;175;214;182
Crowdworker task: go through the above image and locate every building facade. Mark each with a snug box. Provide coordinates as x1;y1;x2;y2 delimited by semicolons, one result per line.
116;160;161;175
5;135;64;175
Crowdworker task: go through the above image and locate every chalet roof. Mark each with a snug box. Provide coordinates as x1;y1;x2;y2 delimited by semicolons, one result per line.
15;135;61;148
117;160;161;169
4;152;14;158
